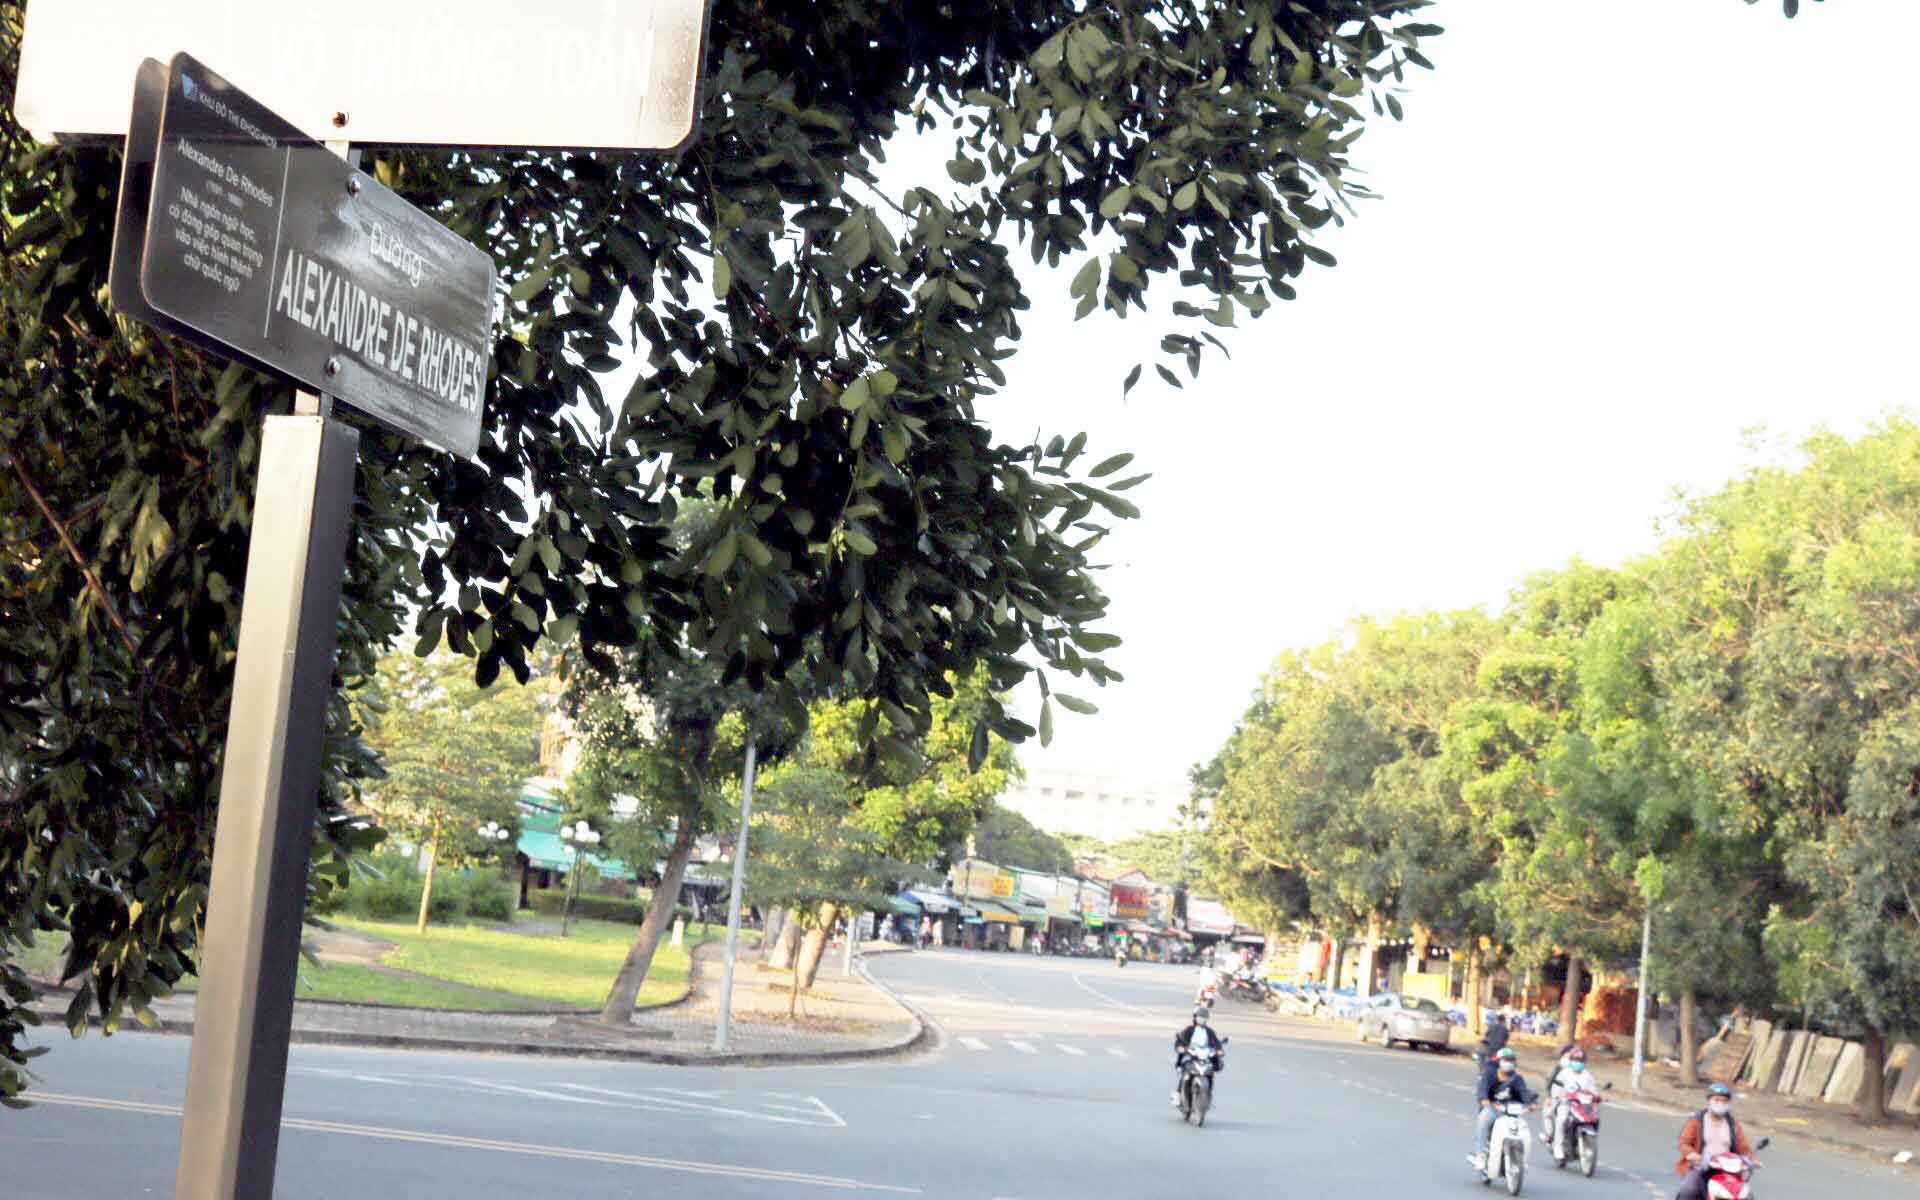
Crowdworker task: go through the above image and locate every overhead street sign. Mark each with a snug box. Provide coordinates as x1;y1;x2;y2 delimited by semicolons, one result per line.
114;54;494;457
15;0;713;150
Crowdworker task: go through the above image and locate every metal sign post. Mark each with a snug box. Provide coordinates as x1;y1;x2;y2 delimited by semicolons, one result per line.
712;729;758;1054
175;411;358;1200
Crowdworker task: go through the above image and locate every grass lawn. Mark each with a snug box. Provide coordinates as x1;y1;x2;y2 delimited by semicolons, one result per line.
18;916;760;1013
331;915;723;1011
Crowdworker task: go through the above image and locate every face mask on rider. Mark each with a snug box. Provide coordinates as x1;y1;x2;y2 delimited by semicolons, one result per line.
1707;1100;1730;1118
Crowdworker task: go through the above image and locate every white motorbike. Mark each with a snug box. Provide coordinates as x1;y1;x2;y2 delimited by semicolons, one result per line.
1472;1100;1533;1195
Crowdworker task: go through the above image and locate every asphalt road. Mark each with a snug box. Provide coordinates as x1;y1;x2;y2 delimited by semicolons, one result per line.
6;950;1917;1198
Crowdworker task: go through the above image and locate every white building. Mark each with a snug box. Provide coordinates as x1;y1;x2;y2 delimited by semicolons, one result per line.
998;766;1195;842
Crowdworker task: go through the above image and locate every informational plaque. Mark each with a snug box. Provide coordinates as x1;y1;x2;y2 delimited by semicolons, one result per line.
113;54;494;457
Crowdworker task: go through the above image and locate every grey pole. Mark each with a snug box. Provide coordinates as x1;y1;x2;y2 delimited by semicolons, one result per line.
1631;902;1654;1091
175;413;359;1200
712;728;758;1053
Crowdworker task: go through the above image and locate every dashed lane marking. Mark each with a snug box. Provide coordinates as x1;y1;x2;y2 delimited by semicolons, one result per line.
958;1036;989;1052
1057;1044;1087;1056
1007;1039;1039;1054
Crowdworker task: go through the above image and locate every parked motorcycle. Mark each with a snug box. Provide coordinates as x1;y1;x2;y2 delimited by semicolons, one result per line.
1472;1100;1533;1196
1701;1137;1768;1200
1547;1084;1611;1177
1176;1039;1225;1127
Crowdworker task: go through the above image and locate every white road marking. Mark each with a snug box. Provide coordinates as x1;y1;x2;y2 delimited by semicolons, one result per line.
958;1036;989;1051
1107;1047;1130;1058
1056;1044;1086;1056
554;1083;847;1128
26;1092;910;1192
1007;1039;1039;1054
1071;972;1157;1017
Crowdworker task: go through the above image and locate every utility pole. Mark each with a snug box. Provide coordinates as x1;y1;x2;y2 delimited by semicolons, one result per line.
1631;903;1654;1091
711;728;758;1054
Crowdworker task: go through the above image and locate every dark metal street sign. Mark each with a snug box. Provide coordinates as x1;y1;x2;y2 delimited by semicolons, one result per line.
111;53;493;457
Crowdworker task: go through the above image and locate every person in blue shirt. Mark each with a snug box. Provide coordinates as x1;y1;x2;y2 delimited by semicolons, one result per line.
1471;1046;1537;1172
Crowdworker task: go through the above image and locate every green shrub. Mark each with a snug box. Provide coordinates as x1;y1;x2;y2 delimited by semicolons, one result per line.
528;888;646;925
448;872;514;922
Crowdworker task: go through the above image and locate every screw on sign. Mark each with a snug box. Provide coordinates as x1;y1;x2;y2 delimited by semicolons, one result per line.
11;1;716;1194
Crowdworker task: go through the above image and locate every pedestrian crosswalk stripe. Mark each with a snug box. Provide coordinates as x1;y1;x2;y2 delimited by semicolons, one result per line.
1007;1039;1038;1054
958;1036;989;1051
1056;1045;1086;1056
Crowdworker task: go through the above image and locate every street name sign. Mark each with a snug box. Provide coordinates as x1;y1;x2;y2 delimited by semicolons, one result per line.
15;0;713;150
112;54;493;457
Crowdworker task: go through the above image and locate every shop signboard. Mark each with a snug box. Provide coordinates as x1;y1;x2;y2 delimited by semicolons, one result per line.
1111;882;1149;921
952;859;1015;902
1187;898;1236;937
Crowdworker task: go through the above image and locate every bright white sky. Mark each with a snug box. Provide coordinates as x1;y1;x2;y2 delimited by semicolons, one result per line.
944;0;1920;787
599;1;1919;795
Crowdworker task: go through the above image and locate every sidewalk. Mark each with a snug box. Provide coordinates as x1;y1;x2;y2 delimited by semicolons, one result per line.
28;940;926;1067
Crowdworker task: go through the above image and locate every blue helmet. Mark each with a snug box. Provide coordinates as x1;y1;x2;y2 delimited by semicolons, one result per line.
1707;1083;1732;1099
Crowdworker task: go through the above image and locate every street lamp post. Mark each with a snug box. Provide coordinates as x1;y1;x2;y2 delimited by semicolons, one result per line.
558;820;600;939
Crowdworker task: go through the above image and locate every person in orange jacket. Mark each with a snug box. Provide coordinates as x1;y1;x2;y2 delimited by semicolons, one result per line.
1673;1083;1754;1200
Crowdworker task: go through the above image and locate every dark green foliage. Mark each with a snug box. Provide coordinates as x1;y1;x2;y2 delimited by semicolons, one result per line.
0;0;1441;1100
972;804;1074;873
526;889;649;927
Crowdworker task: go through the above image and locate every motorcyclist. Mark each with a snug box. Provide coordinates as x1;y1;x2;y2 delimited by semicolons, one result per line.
1471;1046;1537;1173
1171;1006;1226;1107
1539;1044;1602;1146
1674;1083;1754;1200
1480;1011;1511;1060
1194;963;1222;1007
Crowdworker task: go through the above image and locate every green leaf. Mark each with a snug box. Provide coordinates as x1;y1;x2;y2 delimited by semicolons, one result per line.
1098;186;1131;220
1174;180;1200;211
844;527;878;556
1039;699;1054;747
1089;453;1133;478
946;157;987;185
1055;694;1099;716
1122;364;1142;396
1070;257;1101;299
839;377;872;413
712;253;732;298
508;268;552;303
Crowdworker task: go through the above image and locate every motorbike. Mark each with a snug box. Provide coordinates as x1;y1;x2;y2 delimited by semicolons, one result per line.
1176;1039;1225;1127
1114;948;1128;968
1222;969;1268;1003
1546;1084;1611;1177
1701;1137;1768;1200
1472;1100;1533;1196
1195;981;1219;1010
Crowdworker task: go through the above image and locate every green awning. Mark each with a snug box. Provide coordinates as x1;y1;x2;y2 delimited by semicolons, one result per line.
516;830;633;880
887;895;920;916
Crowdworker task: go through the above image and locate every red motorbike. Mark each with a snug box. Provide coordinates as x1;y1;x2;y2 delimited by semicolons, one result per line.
1703;1137;1769;1200
1547;1085;1610;1176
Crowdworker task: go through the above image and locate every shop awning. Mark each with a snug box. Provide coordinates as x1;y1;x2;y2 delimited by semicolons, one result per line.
904;889;956;914
886;895;921;916
973;899;1023;924
516;830;632;880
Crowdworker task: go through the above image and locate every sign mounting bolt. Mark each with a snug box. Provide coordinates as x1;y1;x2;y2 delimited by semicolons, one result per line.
346;175;361;196
324;357;341;378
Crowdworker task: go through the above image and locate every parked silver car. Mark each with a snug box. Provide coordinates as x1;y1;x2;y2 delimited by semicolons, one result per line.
1355;992;1451;1051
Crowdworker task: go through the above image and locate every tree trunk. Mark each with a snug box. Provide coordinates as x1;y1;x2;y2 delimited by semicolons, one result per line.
414;827;439;935
1679;986;1699;1085
794;902;837;992
1859;1022;1889;1122
1360;915;1384;995
1328;938;1347;990
768;914;801;969
1467;949;1485;1037
597;816;698;1025
1558;955;1585;1044
760;907;789;960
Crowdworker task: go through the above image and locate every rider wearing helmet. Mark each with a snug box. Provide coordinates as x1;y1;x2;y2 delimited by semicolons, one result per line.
1471;1046;1537;1173
1675;1083;1754;1199
1541;1045;1602;1147
1172;1006;1226;1107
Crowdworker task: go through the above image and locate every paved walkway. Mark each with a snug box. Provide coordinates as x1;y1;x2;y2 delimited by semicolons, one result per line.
30;940;922;1065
